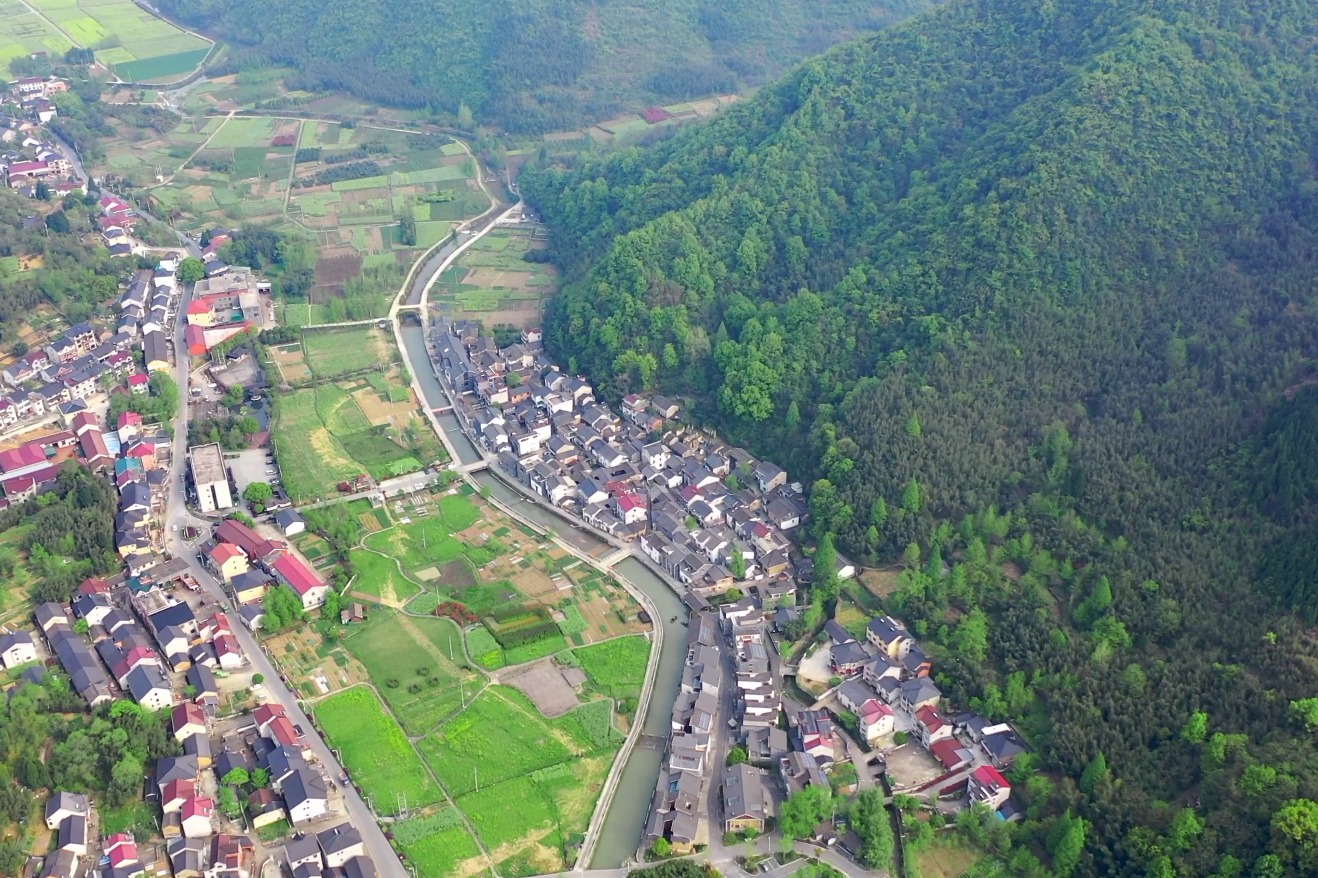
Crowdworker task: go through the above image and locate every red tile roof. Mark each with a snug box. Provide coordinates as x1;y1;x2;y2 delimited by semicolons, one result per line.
971;764;1009;789
0;443;46;473
208;543;245;566
253;703;285;727
267;715;299;747
273;553;323;597
215;519;283;561
929;738;970;771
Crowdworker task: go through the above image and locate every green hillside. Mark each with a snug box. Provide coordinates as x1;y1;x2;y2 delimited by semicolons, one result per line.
153;0;934;132
525;0;1318;875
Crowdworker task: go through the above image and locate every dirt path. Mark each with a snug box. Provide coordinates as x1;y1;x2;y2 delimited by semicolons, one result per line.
395;611;471;682
147;109;237;188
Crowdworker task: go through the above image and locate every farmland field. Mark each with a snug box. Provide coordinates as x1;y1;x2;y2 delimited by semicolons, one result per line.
270;334;444;498
341;611;475;735
21;0;211;81
302;325;393;377
572;636;650;700
419;687;588;797
427;227;556;330
314;687;443;812
346;548;421;604
392;809;484;878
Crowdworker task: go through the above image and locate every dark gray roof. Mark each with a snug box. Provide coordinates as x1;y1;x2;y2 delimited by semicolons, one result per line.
186;663;218;696
316;823;363;855
824;620;854;645
45;792;88;823
57;814;87;849
283;766;328;810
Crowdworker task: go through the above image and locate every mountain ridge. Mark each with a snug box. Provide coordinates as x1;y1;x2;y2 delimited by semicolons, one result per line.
153;0;935;132
525;2;1318;874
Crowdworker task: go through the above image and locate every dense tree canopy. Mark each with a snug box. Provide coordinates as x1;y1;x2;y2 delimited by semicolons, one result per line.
153;0;932;133
525;0;1318;875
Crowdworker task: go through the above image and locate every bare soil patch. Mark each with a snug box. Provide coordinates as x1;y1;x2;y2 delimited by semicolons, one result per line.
352;386;416;426
314;253;363;294
463;268;535;288
501;660;581;718
512;568;559;603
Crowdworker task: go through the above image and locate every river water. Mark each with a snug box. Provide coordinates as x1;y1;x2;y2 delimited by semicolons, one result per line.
399;325;688;867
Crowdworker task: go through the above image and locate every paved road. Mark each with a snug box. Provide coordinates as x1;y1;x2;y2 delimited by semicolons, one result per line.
161;277;410;878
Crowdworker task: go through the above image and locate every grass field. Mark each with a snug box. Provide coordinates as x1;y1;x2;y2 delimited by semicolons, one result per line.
342;611;474;735
18;0;211;81
302;325;393;377
362;496;480;573
270;335;441;499
572;636;650;700
315;687;443;812
392;809;484;878
347;548;421;603
271;389;360;500
419;686;613;798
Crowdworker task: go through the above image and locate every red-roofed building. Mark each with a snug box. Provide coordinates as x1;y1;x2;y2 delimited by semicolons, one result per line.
161;777;197;813
272;553;327;609
204;542;249;582
967;765;1011;810
929;737;973;773
615;492;648;525
127;372;150;394
79;428;112;471
77;577;112;596
104;833;138;868
185;323;207;356
253;703;286;734
2;463;60;500
857;699;895;742
171;702;207;740
180;797;214;838
914;705;952;748
265;715;300;750
118;410;143;434
0;442;47;476
215;633;242;670
214;519;284;562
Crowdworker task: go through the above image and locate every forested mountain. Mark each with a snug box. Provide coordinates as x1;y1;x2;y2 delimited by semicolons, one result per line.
524;0;1318;875
152;0;933;132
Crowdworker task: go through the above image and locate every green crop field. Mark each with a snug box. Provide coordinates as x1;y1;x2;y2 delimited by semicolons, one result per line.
362;496;481;573
465;626;503;670
206;116;278;149
342;611;474;734
271;389;360;500
572;636;651;700
392;810;483;878
315;687;443;812
302;326;392;376
420;688;578;796
456;776;558;855
347;548;421;603
18;0;210;81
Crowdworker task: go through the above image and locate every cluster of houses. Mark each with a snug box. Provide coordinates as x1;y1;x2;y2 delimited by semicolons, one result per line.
0;321;141;434
28;568;244;711
39;786;259;878
0;410;116;507
826;615;1026;818
432;321;822;606
98;194;145;258
113;410;174;560
2;77;81;197
645;583;790;854
199;516;330;628
117;258;181;374
183;266;270;356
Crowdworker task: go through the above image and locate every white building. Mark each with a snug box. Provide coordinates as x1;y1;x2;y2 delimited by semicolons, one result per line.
189;444;232;513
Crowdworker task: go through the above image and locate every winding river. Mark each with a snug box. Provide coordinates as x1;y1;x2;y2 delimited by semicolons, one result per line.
399;325;688;867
